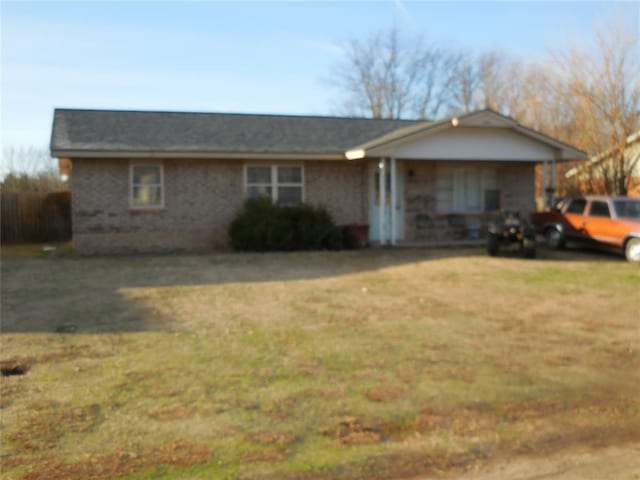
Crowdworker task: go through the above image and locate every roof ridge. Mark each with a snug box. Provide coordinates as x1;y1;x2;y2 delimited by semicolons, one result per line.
53;107;423;123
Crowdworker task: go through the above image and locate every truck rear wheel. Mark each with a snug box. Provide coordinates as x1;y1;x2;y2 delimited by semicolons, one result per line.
545;227;565;250
625;238;640;263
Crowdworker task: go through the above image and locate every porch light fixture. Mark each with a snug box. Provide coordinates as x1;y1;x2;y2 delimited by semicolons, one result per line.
451;117;459;127
58;157;72;175
378;160;385;169
345;149;365;160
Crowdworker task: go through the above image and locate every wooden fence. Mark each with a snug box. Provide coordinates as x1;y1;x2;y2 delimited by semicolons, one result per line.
1;192;71;244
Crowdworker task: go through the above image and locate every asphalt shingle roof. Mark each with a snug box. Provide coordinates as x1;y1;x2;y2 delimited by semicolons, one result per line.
50;109;422;155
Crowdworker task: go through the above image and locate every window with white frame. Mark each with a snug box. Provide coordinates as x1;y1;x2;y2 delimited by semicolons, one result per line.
436;166;500;213
245;165;303;206
130;164;163;208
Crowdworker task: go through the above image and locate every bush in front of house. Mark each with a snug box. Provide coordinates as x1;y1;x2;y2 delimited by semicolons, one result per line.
229;198;342;251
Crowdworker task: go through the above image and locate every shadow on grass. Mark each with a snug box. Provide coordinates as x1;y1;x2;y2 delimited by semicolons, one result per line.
0;245;626;334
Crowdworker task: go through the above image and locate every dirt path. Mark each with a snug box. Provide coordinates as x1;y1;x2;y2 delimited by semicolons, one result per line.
430;444;640;480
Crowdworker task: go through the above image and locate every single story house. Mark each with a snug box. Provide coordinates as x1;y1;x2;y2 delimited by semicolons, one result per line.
50;108;585;254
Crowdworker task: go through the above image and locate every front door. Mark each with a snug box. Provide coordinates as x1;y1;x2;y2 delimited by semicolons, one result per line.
369;162;404;242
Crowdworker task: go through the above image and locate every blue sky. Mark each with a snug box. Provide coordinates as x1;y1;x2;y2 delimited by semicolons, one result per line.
1;1;638;152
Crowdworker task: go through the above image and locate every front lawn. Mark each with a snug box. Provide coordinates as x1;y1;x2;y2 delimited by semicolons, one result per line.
1;248;638;479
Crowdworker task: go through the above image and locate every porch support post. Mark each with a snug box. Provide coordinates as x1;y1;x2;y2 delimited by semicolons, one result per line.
390;157;397;246
379;158;386;245
542;160;548;209
551;154;558;204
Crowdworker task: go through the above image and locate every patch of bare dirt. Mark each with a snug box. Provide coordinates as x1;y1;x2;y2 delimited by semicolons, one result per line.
320;416;383;445
245;431;299;446
6;403;101;451
22;453;140;480
1;453;32;469
364;383;409;402
1;359;31;377
148;442;212;467
410;405;497;436
20;442;212;480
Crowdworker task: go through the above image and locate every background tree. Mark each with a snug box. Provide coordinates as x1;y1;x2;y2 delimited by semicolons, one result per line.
548;21;640;195
1;147;68;193
477;50;506;112
331;20;639;196
333;28;460;120
446;51;482;114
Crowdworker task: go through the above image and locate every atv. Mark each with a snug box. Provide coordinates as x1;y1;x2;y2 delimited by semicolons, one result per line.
487;212;536;259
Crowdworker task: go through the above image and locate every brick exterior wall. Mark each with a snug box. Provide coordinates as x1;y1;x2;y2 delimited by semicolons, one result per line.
71;158;367;254
403;161;535;242
501;164;536;214
305;162;368;224
70;157;534;253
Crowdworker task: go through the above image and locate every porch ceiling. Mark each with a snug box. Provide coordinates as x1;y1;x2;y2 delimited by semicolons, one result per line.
370;127;559;162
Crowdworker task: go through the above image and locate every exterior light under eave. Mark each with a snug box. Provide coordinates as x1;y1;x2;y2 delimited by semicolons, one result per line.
345;149;366;160
58;157;72;175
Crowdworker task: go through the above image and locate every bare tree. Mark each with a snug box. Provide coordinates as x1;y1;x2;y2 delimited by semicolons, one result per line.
462;22;639;197
410;44;462;119
1;147;68;193
548;20;640;195
446;51;482;114
478;50;506;111
333;28;459;119
331;21;638;196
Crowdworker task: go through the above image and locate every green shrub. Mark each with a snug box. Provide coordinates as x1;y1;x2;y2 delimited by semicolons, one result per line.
229;199;341;251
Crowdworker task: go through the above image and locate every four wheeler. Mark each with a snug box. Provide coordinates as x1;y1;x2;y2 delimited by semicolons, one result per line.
487;212;536;259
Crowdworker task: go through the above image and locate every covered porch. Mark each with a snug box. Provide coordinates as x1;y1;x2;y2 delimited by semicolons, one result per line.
346;110;585;246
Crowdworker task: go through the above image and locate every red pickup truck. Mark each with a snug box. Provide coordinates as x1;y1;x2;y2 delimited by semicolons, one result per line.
531;196;640;262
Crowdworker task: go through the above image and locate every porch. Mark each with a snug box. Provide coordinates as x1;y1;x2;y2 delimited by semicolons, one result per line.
352;111;582;246
368;159;538;245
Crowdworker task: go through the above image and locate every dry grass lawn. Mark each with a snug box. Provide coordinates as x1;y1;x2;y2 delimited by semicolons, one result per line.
1;246;639;479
